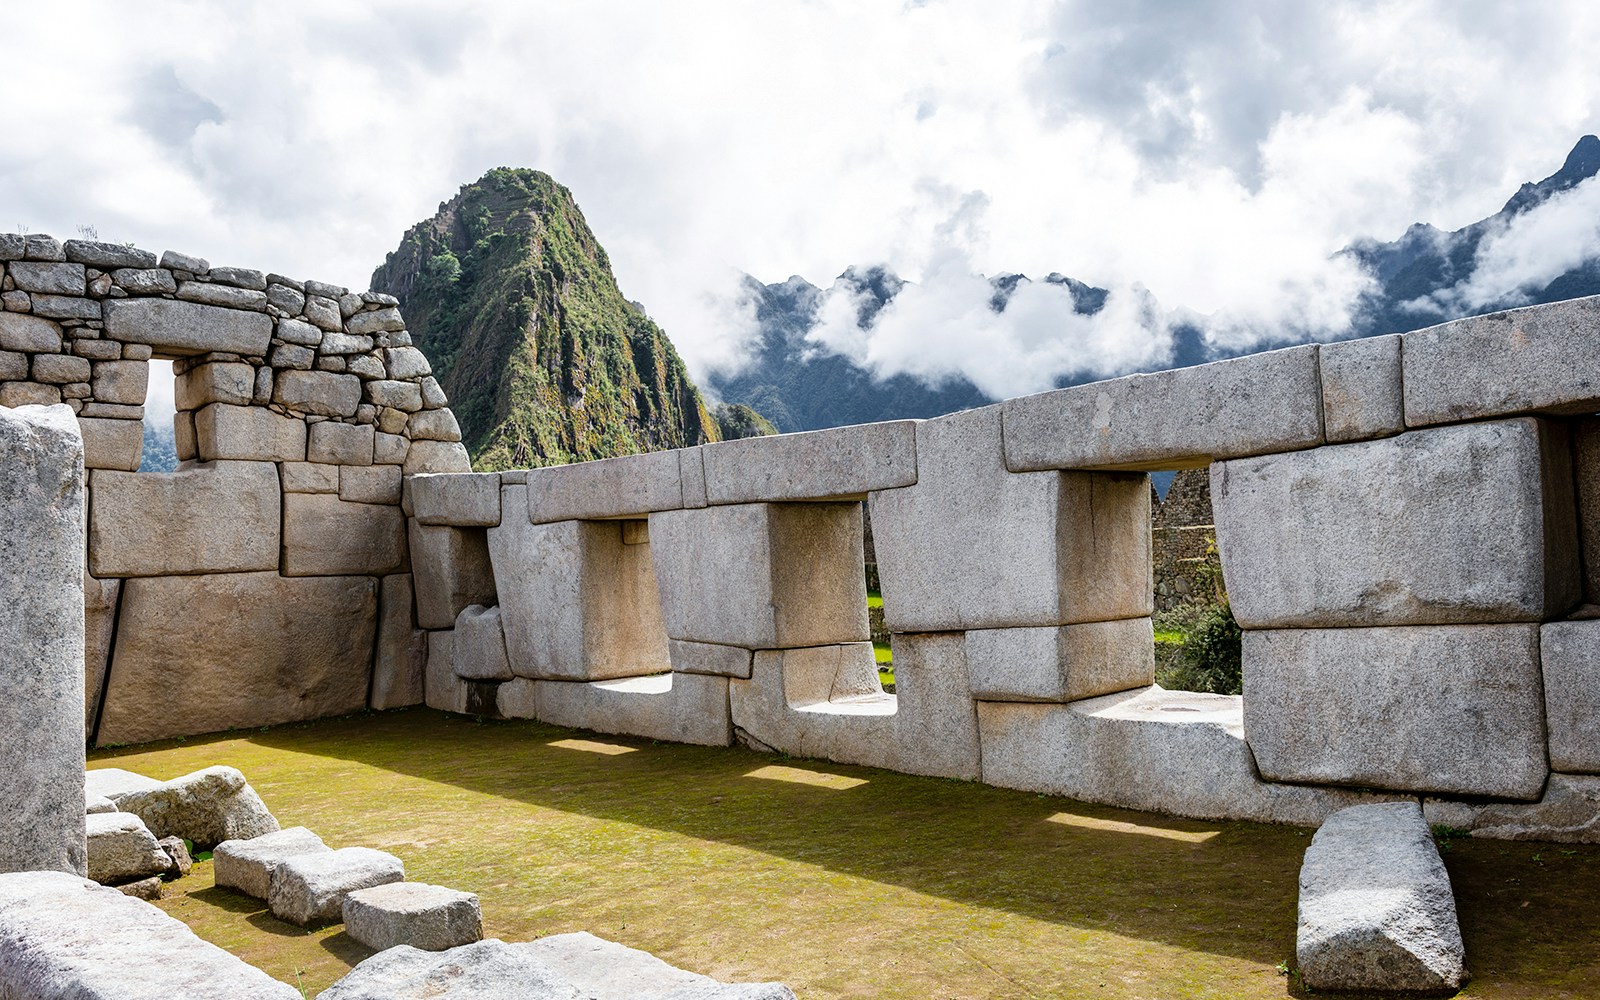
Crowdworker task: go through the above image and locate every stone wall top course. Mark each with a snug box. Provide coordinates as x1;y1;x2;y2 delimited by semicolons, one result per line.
525;448;685;523
701;420;918;504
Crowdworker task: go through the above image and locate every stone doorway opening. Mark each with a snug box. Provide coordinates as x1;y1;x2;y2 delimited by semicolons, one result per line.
1149;466;1240;696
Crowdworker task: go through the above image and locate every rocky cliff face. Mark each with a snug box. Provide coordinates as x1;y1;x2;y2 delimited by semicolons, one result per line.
372;168;720;470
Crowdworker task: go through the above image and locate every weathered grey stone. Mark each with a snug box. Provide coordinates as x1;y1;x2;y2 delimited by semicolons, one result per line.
408;407;461;442
302;295;341;331
78;401;144;419
343;881;482;952
871;405;1152;631
340;464;403;504
365;378;422;411
978;686;1389;824
320;331;375;355
1403;296;1600;425
382;344;430;376
97;573;377;746
0;349;24;379
348;353;385;379
410;522;497;629
452;605;513;681
668;639;753;679
84;768;160;802
1320;335;1404;444
378;405;408;434
176;281;268;311
112;766;278;849
1579;418;1600;605
159;249;209;272
108;267;174;295
269;846;404;926
0;870;301;999
374;430;408;465
307;418;373;465
156;835;192;878
412;472;502;526
679;446;708;508
64;240;158;270
270;342;313;370
214;826;330;900
31;353;90;385
967;618;1154;702
1003;344;1324;471
208;266;267;290
103;298;272;356
404;438;472;474
372;575;427;710
90;359;147;405
115;875;161;900
1297;802;1464;993
31;294;102;321
85;812;169;885
490;500;672;680
1215;418;1579;628
511;672;733;746
651;503;869;648
77;416;142;471
420;375;448;408
276;316;322;345
0;380;61;406
526;449;684;523
0;404;86;877
23;235;64;262
194;402;307;461
71;339;120;361
267;282;306;314
282;461;339;493
282;492;406;576
318;939;577;999
1245;624;1547;798
522;931;797;1000
83;576;119;732
731;635;980;779
85;794;115;815
88;461;280;577
1542;619;1600;773
275;369;361;417
425;630;471;713
703;420;917;503
0;311;63;352
9;262;85;295
1424;774;1600;843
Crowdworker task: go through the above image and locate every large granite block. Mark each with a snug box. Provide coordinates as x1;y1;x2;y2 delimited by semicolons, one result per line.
103;298;273;356
1244;624;1548;798
651;503;869;648
281;492;406;576
409;522;496;630
371;574;426;710
194;402;306;462
525;448;684;523
1002;344;1324;471
503;672;733;747
214;826;330;900
175;361;254;410
1214;418;1580;628
1319;334;1403;443
88;461;281;577
342;881;483;952
488;499;670;681
966;619;1154;702
268;846;404;926
1403;295;1600;425
85;812;169;885
0;404;86;876
452;605;512;681
1542;619;1600;773
76;416;142;471
273;369;361;418
701;420;918;503
411;472;502;526
96;573;376;746
870;405;1151;631
668;639;754;679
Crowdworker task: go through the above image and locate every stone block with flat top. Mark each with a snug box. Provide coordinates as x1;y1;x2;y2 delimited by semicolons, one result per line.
701;420;917;503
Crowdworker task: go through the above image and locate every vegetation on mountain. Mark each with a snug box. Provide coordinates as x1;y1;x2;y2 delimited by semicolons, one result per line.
710;402;777;440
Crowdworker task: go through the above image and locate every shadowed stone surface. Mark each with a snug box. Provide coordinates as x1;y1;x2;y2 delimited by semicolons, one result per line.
1424;774;1600;843
214;826;330;900
269;846;404;925
342;881;483;952
85;812;169;885
668;640;754;679
1579;418;1600;605
410;523;496;630
0;871;300;999
1297;802;1464;992
372;574;427;710
452;605;513;681
83;576;119;732
112;765;279;849
701;421;917;503
0;404;86;876
503;672;733;747
1244;625;1548;798
1540;619;1600;773
97;573;377;746
88;461;281;577
966;618;1155;702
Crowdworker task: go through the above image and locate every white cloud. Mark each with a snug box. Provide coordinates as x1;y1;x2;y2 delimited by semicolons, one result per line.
1432;175;1600;312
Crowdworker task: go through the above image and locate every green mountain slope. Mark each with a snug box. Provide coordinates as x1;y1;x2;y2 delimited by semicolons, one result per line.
371;168;720;470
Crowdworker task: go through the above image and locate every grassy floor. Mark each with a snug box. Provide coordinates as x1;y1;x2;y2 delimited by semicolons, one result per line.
91;710;1600;999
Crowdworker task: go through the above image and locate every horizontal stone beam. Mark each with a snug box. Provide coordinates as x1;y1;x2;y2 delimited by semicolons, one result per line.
525;449;684;523
103;298;272;357
701;420;918;503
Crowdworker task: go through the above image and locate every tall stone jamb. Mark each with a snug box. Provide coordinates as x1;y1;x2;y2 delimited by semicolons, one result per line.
0;404;87;875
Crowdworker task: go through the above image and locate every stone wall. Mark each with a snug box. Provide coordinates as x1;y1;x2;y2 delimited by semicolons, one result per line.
0;235;469;747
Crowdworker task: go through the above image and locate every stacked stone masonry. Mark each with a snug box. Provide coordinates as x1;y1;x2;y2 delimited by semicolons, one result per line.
9;235;1599;843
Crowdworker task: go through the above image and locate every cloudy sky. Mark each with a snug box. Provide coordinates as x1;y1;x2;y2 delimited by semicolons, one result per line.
6;1;1600;402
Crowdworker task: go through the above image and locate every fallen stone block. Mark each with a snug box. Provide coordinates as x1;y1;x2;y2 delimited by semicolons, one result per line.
1297;802;1464;992
103;298;273;356
281;492;407;576
113;765;279;849
411;472;502;526
410;522;497;630
1214;418;1580;629
84;768;160;802
342;881;483;952
214;826;331;900
966;619;1154;702
87;461;282;577
194;402;307;462
156;835;192;878
1244;624;1548;799
372;574;427;710
1540;619;1600;773
1403;295;1600;426
269;846;404;925
0;870;300;998
526;448;685;523
453;605;513;681
701;420;917;503
522;931;798;999
507;672;733;747
871;405;1152;631
1002;344;1324;471
317;939;577;999
115;876;163;900
1319;334;1404;444
85;812;170;885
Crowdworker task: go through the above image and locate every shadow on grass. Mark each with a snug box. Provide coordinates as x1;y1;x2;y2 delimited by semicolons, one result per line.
188;885;266;915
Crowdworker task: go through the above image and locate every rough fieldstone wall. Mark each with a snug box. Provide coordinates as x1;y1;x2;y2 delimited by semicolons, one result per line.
0;234;469;747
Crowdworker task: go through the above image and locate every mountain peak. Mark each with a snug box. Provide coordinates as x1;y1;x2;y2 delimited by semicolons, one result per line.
1502;134;1600;215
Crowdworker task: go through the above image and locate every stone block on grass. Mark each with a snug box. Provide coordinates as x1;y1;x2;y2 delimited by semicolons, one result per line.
522;930;799;999
268;846;404;926
112;765;279;849
214;826;331;900
85;812;170;885
342;881;483;952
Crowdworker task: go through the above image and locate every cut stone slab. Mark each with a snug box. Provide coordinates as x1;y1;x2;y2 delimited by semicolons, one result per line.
425;630;471;713
175;361;255;410
1541;619;1600;773
1002;344;1324;471
88;461;281;577
521;931;797;1000
84;768;160;802
871;405;1152;631
525;448;684;523
214;826;331;900
77;416;142;471
194;402;307;462
401;439;472;475
371;574;427;710
1214;418;1580;629
977;686;1392;824
730;636;981;780
97;573;377;746
1403;295;1600;425
1297;802;1464;993
85;812;169;885
317;939;577;999
0;404;87;877
273;369;362;418
701;420;918;503
453;605;513;681
339;464;402;505
1244;624;1548;799
112;765;279;849
1424;773;1600;843
411;472;502;527
505;672;733;747
410;522;497;630
281;492;406;576
966;618;1155;702
651;502;869;648
308;419;374;465
0;870;301;999
342;881;483;952
268;846;404;925
0;311;64;352
489;504;671;681
116;876;162;901
668;639;754;679
103;298;273;356
1319;333;1404;443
